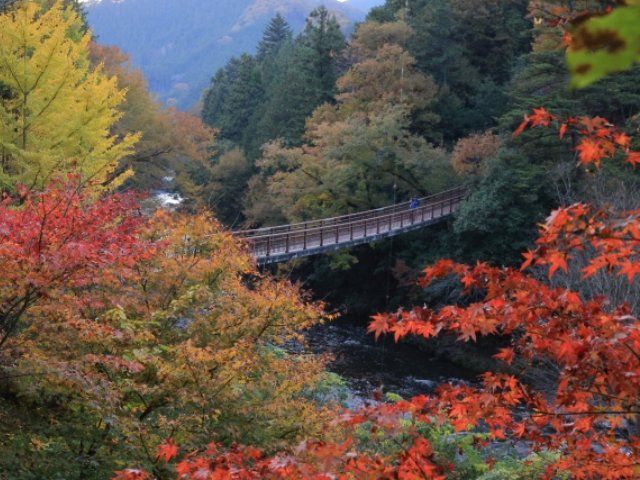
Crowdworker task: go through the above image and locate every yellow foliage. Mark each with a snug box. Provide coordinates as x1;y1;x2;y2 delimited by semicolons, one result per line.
0;1;139;191
89;43;216;200
349;20;414;58
2;210;336;469
337;21;437;115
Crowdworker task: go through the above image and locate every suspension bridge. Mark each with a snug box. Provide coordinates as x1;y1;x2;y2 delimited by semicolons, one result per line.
234;186;468;264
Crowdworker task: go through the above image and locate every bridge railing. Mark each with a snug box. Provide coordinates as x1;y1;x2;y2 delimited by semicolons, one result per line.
234;186;468;239
235;186;468;261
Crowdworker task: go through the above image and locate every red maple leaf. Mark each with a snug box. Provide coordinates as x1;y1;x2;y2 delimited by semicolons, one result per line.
627;151;640;166
368;314;391;341
576;138;604;166
156;438;179;463
494;347;515;365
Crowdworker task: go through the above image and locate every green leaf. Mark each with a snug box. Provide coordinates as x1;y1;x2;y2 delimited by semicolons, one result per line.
567;6;640;88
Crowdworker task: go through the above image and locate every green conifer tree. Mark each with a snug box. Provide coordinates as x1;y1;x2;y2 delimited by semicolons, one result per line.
257;13;292;61
253;7;346;148
202;55;264;146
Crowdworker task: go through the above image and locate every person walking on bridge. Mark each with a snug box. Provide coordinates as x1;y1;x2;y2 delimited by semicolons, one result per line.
409;196;419;224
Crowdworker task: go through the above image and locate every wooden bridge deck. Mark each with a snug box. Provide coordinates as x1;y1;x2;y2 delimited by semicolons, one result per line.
234;186;468;265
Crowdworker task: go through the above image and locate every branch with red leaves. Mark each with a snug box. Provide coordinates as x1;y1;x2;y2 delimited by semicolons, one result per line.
514;108;640;168
0;180;153;347
113;434;446;480
369;258;640;477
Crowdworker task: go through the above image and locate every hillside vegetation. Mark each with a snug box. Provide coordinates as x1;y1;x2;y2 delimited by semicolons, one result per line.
2;1;640;479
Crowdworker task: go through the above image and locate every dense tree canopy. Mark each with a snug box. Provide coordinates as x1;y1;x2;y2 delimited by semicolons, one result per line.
202;7;346;156
5;1;640;479
89;44;216;201
243;19;452;228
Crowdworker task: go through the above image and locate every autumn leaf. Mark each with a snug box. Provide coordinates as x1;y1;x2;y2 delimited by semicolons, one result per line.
618;261;640;282
614;132;630;148
156;438;179;463
368;314;391;341
559;123;568;139
576;138;604;166
627;151;640;166
520;250;536;271
567;5;640;88
494;347;515;365
112;470;150;480
530;107;555;127
547;250;568;277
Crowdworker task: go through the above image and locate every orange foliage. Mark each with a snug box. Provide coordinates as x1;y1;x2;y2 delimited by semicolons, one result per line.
514;108;640;168
451;131;501;176
0;181;334;474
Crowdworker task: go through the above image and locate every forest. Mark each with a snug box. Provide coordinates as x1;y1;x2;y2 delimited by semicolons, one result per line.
1;0;640;478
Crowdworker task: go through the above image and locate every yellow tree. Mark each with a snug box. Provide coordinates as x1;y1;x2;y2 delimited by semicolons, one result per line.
0;1;138;191
451;131;501;176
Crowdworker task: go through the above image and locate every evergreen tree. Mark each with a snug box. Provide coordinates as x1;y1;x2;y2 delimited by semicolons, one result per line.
253;7;346;149
244;21;447;227
202;7;346;159
456;1;640;266
298;6;346;107
453;150;553;265
257;14;292;61
370;0;530;143
202;54;264;146
201;68;230;132
252;42;312;148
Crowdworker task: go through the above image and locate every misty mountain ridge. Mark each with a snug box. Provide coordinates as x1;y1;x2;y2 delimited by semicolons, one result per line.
85;0;383;109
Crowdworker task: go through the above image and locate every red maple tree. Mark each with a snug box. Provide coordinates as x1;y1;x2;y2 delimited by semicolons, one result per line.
0;180;151;348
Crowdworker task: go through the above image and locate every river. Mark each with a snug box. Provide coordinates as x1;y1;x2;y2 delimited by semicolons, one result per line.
304;317;476;404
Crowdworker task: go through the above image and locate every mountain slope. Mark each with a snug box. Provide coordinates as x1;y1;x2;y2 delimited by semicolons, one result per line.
85;0;371;109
